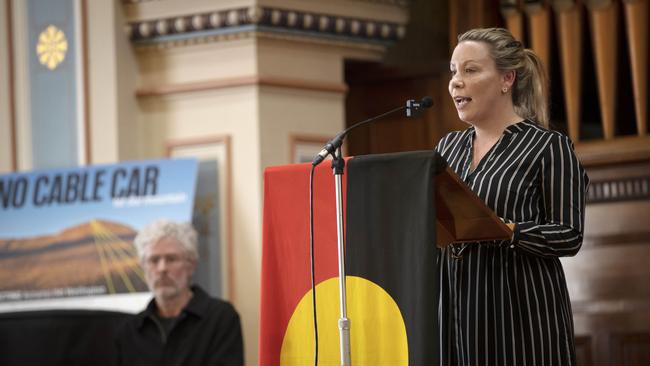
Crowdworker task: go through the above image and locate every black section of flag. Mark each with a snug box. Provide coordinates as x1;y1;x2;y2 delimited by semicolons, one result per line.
346;150;446;365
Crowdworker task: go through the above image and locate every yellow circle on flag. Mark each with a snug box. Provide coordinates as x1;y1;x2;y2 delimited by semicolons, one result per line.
280;276;408;365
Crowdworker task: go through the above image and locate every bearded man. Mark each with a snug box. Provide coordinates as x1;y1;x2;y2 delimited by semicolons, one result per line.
115;220;243;366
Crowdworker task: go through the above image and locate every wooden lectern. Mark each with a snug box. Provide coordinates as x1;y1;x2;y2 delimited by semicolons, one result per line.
435;165;513;248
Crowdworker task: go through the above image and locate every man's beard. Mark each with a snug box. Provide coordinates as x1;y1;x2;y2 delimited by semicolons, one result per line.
153;277;187;300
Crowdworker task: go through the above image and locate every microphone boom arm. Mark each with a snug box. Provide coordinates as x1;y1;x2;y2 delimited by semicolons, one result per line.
311;96;432;166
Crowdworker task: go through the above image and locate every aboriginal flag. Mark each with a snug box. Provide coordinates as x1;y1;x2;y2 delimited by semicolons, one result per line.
260;151;443;365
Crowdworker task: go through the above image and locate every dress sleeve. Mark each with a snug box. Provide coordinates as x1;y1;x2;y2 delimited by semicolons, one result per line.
512;133;589;257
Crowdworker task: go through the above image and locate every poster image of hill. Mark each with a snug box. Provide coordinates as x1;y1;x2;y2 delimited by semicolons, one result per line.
0;158;197;303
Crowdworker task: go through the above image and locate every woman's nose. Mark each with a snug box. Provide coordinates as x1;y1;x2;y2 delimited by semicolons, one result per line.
450;77;463;89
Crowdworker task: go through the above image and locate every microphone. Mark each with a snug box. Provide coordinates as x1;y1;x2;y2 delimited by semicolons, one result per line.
311;96;433;166
312;133;345;167
406;96;434;117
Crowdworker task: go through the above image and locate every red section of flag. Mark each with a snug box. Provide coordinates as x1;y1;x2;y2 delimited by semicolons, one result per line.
259;161;348;365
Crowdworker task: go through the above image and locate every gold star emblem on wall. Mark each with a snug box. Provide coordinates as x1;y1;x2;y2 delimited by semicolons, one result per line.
36;25;68;70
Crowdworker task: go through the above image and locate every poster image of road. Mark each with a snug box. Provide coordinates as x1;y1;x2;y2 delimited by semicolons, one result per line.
0;158;197;303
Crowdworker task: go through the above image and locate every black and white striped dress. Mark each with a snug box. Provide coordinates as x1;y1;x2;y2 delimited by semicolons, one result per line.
434;120;589;366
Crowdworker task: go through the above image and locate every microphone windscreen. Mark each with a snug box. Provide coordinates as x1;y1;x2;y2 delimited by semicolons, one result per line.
421;96;433;108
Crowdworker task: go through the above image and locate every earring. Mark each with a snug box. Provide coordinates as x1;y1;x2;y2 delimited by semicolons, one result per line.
502;87;508;94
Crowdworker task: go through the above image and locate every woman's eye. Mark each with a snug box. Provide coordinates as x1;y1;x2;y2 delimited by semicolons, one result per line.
465;68;474;73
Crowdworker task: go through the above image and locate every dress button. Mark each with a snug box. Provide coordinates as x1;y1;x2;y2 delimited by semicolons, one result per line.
510;244;515;249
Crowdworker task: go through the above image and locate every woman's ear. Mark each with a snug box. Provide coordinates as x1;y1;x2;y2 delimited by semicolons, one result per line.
502;70;516;89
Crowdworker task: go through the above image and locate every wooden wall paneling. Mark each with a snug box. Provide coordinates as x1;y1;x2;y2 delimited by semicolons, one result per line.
609;333;650;365
449;0;503;48
361;78;434;154
623;0;648;136
525;1;552;76
500;0;525;41
449;0;482;47
586;0;619;140
554;0;583;142
575;335;594;366
566;156;650;366
576;135;650;165
344;1;454;157
569;213;650;366
449;0;458;49
344;62;438;156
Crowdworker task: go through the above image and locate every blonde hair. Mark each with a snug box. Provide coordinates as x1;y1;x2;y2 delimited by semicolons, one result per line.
134;219;198;261
458;27;549;128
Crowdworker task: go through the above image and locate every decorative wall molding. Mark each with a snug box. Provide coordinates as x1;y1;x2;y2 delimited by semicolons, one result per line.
576;135;650;166
349;0;409;6
586;176;650;203
5;0;17;171
289;134;331;164
122;0;161;4
123;0;410;6
572;298;650;314
166;135;234;301
136;75;348;98
126;6;406;48
583;231;650;247
133;28;256;51
80;0;91;165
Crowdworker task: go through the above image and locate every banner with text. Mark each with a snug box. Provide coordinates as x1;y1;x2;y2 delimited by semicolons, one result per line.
0;158;197;311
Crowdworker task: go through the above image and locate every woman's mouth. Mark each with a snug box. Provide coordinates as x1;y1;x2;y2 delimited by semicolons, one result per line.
454;96;472;109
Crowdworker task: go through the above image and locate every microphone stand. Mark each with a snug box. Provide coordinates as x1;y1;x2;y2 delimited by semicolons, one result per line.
331;146;350;366
313;97;432;366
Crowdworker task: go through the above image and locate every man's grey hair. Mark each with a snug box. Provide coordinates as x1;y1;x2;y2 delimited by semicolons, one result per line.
133;219;199;261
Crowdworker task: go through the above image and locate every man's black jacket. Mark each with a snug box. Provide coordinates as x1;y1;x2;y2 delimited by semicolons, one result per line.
115;286;243;366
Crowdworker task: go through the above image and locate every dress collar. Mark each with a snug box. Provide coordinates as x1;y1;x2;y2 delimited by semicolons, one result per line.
466;119;533;138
